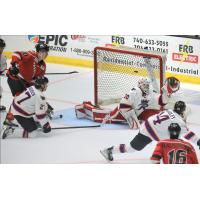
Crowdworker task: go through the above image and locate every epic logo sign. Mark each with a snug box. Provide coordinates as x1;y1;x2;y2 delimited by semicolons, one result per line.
28;35;68;46
39;35;68;46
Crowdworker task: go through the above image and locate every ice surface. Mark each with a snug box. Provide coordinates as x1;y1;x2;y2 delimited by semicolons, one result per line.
1;61;200;163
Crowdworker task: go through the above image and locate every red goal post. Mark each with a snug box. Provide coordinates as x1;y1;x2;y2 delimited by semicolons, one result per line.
94;46;167;106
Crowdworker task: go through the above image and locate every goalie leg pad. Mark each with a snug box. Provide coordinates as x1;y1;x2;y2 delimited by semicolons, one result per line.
76;102;126;123
75;101;109;122
93;111;110;123
120;108;140;129
83;102;109;122
130;133;152;151
75;104;86;119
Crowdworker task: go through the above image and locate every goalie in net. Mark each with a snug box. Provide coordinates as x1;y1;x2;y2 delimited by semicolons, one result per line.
75;76;180;129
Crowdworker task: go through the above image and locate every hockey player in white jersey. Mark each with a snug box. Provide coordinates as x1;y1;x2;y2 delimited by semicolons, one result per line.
2;76;51;139
75;76;180;129
118;76;180;128
100;101;200;161
0;38;7;111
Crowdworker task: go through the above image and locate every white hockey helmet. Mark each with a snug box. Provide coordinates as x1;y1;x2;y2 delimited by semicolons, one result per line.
138;77;150;94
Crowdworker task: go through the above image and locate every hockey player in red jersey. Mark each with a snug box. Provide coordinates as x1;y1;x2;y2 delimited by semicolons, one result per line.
151;123;199;164
4;43;49;126
0;38;7;111
2;76;51;139
100;101;200;162
75;76;180;129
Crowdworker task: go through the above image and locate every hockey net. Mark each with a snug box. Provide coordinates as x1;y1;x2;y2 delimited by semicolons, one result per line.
94;46;167;106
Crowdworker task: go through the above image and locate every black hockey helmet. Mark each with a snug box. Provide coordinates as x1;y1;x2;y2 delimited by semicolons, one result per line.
0;38;6;48
168;123;181;139
35;43;49;52
35;76;49;89
173;101;186;115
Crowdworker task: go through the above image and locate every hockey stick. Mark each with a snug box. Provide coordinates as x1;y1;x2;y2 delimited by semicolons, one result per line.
52;125;101;130
45;71;78;75
143;57;159;93
51;114;63;120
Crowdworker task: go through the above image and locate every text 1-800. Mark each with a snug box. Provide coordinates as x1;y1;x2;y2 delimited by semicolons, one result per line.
71;48;93;55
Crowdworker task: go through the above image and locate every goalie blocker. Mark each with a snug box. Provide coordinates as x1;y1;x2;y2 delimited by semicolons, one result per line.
75;77;180;129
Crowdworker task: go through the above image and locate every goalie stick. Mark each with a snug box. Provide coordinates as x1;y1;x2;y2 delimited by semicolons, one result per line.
143;57;160;93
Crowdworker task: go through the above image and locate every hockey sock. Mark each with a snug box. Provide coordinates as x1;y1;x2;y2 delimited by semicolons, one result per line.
22;130;29;138
112;144;136;154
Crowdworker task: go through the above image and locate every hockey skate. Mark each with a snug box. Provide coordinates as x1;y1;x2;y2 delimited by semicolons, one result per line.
100;147;114;161
0;105;6;112
1;125;15;139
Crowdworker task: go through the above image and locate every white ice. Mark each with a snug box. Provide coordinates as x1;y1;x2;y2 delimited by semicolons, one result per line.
1;61;200;163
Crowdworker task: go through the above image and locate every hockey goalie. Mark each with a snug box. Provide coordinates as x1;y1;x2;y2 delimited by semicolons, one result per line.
75;76;180;129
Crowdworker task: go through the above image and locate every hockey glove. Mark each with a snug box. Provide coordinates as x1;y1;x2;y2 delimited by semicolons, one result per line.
9;63;19;76
46;103;54;120
43;122;51;133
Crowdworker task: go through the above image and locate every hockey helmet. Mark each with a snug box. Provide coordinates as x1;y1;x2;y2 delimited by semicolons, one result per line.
174;101;186;115
0;38;6;48
35;43;49;52
35;76;49;89
168;123;181;139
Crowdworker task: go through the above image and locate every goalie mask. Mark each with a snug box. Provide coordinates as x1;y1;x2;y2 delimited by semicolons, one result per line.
168;123;181;139
138;78;150;95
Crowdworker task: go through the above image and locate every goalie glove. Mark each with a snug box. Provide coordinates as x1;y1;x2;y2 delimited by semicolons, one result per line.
164;77;180;95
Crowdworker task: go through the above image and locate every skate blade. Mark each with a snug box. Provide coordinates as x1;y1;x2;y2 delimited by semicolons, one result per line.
1;126;15;139
100;150;112;162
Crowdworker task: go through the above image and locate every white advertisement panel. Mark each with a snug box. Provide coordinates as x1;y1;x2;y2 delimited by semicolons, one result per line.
1;35;200;81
